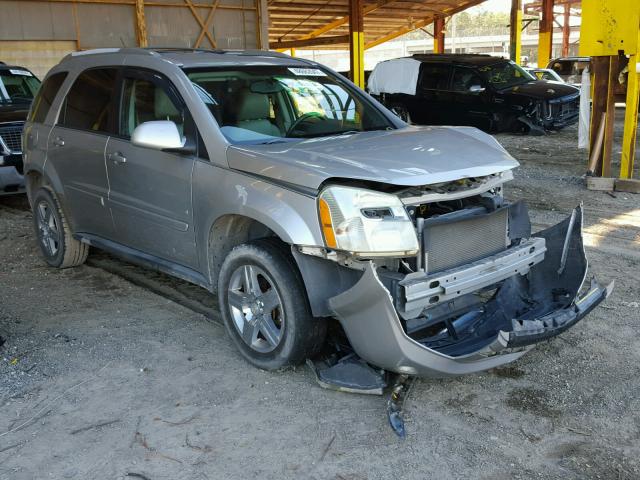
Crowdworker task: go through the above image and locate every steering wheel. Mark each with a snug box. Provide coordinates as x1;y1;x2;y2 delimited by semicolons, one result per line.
286;112;327;137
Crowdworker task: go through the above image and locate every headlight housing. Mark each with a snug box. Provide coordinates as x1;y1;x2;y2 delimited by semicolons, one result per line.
318;185;419;257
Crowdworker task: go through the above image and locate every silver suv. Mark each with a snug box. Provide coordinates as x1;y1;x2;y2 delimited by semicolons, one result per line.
23;48;610;378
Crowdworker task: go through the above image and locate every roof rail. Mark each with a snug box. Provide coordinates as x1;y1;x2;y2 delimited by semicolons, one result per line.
61;47;159;63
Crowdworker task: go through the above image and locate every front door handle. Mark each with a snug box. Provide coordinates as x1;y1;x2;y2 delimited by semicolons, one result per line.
52;137;65;147
110;152;127;165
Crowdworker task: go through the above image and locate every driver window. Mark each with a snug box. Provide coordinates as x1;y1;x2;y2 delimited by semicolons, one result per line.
120;77;184;138
452;68;484;92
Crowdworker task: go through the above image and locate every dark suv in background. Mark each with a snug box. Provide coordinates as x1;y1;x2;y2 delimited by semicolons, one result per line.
0;62;40;195
368;54;580;134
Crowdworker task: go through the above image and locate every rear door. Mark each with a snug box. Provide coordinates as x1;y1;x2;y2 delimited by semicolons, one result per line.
23;71;68;178
105;67;198;268
414;63;453;125
46;68;117;239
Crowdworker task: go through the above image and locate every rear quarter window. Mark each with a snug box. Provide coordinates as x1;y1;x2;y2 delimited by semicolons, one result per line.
59;68;117;133
28;72;67;124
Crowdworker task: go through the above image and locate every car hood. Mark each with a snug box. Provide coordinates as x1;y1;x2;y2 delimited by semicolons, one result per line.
227;126;519;191
501;80;579;101
0;103;29;122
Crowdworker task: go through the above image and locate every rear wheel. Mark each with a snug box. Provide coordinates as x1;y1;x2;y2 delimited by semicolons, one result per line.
32;188;88;268
218;239;326;370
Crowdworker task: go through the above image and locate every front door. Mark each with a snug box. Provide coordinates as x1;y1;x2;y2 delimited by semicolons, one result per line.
450;67;492;130
45;68;117;239
105;68;197;268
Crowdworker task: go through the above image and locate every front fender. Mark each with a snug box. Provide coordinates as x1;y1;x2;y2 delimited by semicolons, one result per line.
192;161;324;277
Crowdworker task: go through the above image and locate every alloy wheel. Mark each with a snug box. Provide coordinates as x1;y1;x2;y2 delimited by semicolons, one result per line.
36;200;60;257
227;264;285;353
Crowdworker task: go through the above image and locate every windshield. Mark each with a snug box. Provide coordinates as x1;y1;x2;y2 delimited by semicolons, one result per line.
185;65;395;144
0;69;40;104
479;62;535;90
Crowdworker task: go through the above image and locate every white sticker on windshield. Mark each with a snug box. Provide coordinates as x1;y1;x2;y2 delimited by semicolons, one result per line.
9;69;32;76
288;67;326;77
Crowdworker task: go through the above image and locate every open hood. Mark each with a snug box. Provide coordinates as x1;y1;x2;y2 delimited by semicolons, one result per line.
227;126;519;191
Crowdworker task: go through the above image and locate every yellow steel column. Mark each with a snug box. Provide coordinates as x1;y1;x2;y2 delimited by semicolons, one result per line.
621;53;639;179
538;0;553;67
290;48;296;57
510;0;522;63
434;16;445;54
349;0;365;88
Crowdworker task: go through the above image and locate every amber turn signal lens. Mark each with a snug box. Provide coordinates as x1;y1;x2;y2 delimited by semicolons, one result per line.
318;198;337;249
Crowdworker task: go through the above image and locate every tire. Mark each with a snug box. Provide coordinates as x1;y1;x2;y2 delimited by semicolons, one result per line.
218;238;326;370
32;188;88;268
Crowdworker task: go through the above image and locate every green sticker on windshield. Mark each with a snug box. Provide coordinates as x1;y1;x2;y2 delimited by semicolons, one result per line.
288;68;326;77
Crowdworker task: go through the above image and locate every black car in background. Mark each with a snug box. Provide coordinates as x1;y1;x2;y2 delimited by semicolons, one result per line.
0;63;40;195
367;54;580;134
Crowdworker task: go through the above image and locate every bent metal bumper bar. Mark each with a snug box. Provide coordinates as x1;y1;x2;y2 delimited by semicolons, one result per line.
329;206;612;378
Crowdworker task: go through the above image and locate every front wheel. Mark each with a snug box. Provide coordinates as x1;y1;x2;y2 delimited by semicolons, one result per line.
218;239;326;370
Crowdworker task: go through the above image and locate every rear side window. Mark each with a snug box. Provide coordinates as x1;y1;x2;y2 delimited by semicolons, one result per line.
29;72;67;123
418;64;452;91
59;68;117;133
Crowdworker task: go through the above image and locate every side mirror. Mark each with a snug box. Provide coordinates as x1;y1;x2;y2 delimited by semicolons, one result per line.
131;120;185;150
469;85;485;93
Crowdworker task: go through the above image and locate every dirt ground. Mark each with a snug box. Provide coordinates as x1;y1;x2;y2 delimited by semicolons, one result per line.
0;114;639;480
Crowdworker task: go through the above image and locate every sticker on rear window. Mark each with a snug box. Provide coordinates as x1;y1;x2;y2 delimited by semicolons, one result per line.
287;68;326;77
9;69;32;76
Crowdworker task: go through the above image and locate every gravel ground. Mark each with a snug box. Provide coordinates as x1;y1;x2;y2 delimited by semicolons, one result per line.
0;116;639;480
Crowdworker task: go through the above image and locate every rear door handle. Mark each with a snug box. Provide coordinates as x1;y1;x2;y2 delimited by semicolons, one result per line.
110;152;127;165
52;137;65;147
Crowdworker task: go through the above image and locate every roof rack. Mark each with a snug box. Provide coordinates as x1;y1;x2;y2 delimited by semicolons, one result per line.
61;47;159;63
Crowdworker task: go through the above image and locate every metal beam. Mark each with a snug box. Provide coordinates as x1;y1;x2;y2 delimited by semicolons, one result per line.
538;0;553;67
561;2;570;57
271;34;350;49
364;0;486;50
287;0;397;43
509;0;522;62
349;0;365;88
433;15;445;53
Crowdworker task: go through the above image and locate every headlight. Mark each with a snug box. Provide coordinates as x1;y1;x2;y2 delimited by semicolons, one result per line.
318;185;419;257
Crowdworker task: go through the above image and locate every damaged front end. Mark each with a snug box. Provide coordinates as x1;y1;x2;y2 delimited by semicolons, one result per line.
296;177;611;379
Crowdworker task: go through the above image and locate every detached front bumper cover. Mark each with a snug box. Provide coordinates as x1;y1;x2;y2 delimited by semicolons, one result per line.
329;205;612;378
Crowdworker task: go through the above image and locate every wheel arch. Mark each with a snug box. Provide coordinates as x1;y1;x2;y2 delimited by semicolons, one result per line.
207;213;285;292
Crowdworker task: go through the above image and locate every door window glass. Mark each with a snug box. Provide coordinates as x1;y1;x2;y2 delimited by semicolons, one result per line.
59;69;116;133
451;68;484;92
119;77;184;138
418;64;452;91
29;72;67;123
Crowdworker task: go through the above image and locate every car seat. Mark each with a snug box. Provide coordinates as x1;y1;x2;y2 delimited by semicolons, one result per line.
236;90;281;136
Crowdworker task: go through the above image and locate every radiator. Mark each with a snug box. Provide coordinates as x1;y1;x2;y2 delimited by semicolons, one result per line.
422;208;509;274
